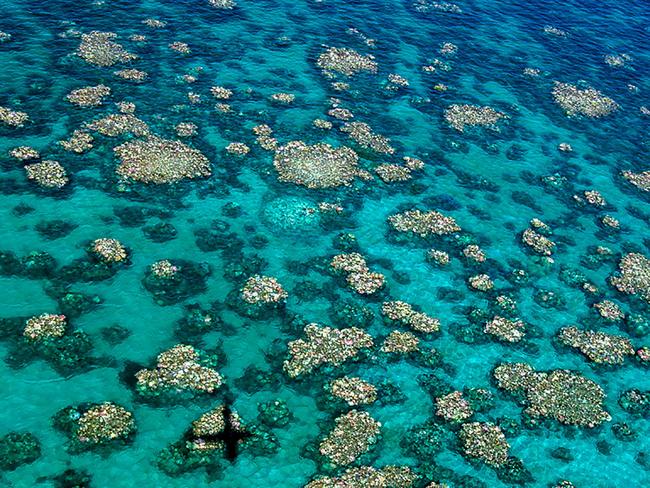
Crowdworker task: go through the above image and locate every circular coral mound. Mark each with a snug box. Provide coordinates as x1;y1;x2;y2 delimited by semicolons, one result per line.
262;196;321;231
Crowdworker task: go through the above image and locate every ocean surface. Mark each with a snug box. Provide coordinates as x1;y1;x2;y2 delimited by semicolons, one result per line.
0;0;649;487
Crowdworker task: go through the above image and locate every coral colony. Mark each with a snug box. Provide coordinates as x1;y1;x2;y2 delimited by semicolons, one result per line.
0;0;648;487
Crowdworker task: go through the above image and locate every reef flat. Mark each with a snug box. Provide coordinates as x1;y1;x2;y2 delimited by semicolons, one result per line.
0;0;648;487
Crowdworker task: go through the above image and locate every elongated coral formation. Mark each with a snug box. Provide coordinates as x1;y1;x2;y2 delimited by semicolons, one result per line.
284;324;373;378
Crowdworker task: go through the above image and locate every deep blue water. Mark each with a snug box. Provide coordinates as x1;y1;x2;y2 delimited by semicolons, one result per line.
0;0;649;487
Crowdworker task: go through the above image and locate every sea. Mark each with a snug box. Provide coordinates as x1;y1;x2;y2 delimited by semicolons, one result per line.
0;0;648;487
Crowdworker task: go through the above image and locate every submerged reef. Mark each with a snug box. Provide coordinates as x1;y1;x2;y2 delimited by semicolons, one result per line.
257;399;293;428
1;1;648;486
3;313;94;375
401;419;452;462
610;253;650;303
143;259;211;305
55;239;130;284
262;197;321;232
114;137;211;184
134;344;224;403
552;82;618;118
0;432;41;471
76;31;137;67
619;390;650;417
305;466;416;488
381;300;441;334
317;47;378;77
557;327;635;365
388;209;461;237
458;422;509;467
157;404;277;476
274;141;360;189
444;105;509;132
493;363;610;427
53;402;135;453
284;324;373;378
318;410;381;467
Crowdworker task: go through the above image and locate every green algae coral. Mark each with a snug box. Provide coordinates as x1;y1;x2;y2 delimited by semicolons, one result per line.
0;432;41;470
330;252;387;295
622;170;650;192
53;402;135;451
484;316;525;343
88;113;149;137
89;238;128;264
381;330;420;354
0;106;29;127
59;130;94;153
521;228;556;255
66;85;111;107
340;122;394;154
435;391;473;422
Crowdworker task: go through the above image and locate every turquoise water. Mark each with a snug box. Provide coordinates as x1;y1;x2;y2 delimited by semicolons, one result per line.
0;0;649;486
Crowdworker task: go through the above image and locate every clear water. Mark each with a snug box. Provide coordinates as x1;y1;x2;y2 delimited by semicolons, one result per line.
0;0;649;487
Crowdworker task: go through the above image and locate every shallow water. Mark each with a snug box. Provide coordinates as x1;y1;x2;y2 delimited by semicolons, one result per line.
0;0;649;487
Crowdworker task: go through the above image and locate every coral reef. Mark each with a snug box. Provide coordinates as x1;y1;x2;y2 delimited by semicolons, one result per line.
114;137;211;184
274;141;360;189
319;410;381;466
134;344;224;401
284;324;373;378
494;363;611;427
